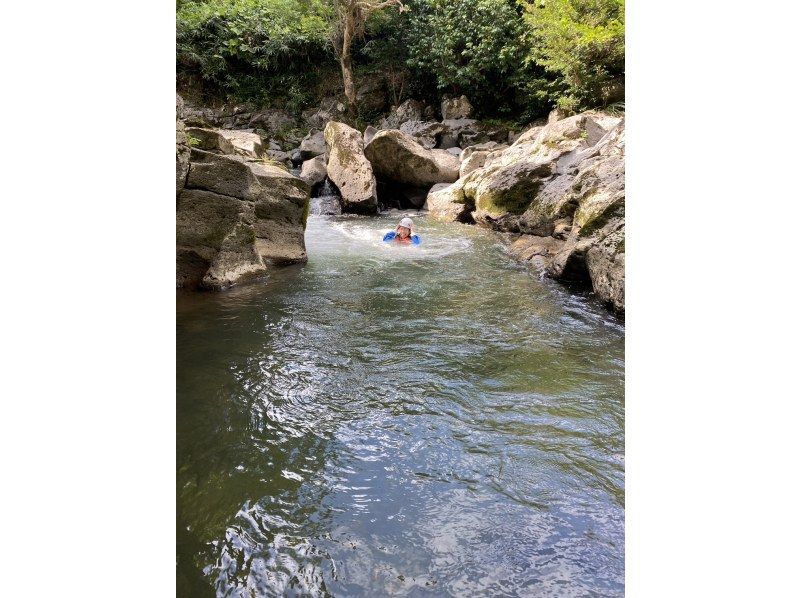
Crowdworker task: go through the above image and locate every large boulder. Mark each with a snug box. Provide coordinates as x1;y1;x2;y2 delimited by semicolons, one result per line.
461;114;597;231
547;122;625;311
218;130;264;158
423;181;472;223
364;129;460;187
177;149;310;290
441;95;474;120
323;121;378;214
299;129;326;160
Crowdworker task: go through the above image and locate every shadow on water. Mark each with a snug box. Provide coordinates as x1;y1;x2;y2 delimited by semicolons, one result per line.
177;213;625;597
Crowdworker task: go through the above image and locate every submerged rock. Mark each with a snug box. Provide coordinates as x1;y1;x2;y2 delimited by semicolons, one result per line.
324;121;378;214
176;149;310;290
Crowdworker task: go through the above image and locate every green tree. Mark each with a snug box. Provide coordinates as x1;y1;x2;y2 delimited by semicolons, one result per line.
521;0;625;112
403;0;532;114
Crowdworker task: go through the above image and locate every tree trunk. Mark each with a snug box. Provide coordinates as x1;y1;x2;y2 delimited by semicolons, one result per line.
340;18;357;115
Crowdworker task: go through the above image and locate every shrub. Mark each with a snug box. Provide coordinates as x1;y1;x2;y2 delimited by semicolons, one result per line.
176;0;334;102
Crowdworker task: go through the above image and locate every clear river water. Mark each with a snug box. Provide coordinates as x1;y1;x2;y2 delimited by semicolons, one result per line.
177;212;625;597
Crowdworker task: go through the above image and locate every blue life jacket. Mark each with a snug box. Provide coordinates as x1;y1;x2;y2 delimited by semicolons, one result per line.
383;231;420;245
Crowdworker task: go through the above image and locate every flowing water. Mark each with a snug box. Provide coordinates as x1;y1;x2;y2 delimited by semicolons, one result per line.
177;213;625;597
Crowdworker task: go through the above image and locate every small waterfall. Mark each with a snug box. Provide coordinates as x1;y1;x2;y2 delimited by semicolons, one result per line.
310;178;342;215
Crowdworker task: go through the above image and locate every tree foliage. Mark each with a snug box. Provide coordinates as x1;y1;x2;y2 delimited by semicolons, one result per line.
521;0;625;112
176;0;333;100
176;0;625;118
403;0;530;110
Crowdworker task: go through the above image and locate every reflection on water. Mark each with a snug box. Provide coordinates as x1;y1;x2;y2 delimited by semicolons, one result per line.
177;213;624;597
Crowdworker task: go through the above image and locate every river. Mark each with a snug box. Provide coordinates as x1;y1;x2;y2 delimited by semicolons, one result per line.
177;212;625;597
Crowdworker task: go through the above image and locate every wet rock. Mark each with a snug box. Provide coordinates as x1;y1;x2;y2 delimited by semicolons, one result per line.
176;120;190;195
364;129;460;187
547;122;625;312
507;234;565;268
324;121;378;214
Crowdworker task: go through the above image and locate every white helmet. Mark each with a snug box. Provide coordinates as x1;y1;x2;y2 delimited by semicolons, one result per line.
398;217;414;231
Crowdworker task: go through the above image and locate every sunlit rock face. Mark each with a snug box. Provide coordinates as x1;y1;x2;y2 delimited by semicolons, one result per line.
176;148;310;290
323;121;378;214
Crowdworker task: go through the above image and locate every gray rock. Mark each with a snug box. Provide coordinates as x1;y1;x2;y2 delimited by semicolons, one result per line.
363;125;378;145
364;129;460;187
266;150;293;168
218;129;264;158
324;121;378;214
399;120;445;149
441;95;473;120
459;150;490;178
356;77;388;113
185;127;236;154
423;182;472;223
299;155;327;188
177;149;310;290
299;129;327;160
176;120;190;195
380;99;424;129
248;108;295;133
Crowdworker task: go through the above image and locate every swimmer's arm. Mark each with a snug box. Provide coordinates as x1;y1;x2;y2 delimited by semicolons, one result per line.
383;232;396;242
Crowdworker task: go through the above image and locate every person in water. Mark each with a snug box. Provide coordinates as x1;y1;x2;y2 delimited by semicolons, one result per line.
383;217;421;245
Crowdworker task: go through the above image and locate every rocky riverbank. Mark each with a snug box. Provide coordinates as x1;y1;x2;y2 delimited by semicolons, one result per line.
176;93;624;313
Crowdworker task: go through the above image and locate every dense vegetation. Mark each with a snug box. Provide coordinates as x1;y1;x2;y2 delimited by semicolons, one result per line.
176;0;624;121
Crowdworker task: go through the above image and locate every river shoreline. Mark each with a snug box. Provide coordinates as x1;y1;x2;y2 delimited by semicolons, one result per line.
177;94;625;314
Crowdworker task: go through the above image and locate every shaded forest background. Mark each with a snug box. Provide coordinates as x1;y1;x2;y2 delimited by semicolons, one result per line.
177;0;624;125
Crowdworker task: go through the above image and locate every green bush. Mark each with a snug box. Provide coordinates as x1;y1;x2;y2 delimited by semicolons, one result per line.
401;0;543;117
521;0;625;111
177;0;334;102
